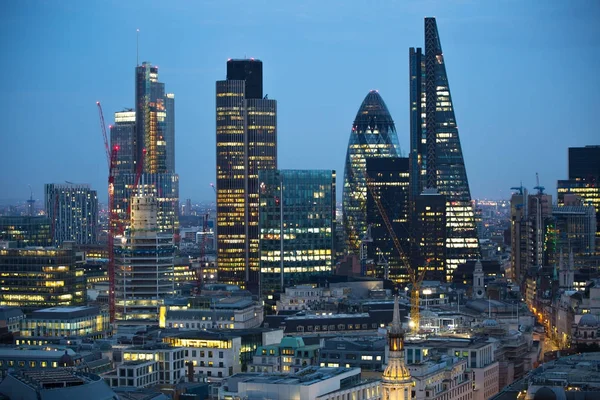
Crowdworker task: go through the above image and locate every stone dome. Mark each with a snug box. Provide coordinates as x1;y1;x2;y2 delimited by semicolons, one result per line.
533;387;557;400
579;314;599;327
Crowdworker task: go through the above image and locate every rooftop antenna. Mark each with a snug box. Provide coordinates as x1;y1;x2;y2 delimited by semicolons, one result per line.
136;29;140;66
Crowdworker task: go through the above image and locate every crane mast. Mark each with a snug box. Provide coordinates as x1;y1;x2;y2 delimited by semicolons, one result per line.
365;173;427;334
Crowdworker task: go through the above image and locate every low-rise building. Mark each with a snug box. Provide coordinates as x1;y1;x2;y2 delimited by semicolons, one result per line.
0;369;118;400
19;306;110;340
250;336;320;374
319;336;386;371
163;296;263;330
0;306;24;334
409;355;473;400
219;367;381;400
104;360;160;388
0;345;85;377
120;344;185;385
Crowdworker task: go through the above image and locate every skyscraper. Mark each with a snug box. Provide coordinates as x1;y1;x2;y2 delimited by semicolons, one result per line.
343;91;400;255
216;59;277;292
258;170;335;295
568;146;600;181
114;193;175;323
45;183;98;246
409;18;479;280
365;157;410;282
111;62;179;234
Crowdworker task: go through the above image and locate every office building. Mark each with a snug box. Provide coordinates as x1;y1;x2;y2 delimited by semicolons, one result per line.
0;307;24;334
414;189;446;282
568;145;600;181
0;369;117;400
249;336;320;374
20;306;110;340
0;247;86;311
343;90;400;255
527;190;552;267
216;58;277;292
114;194;175;324
509;189;532;286
45;183;98;246
551;203;596;256
0;216;52;247
319;336;386;371
258;169;335;295
110;110;136;221
409;18;479;280
120;344;186;385
219;367;380;400
365;158;410;282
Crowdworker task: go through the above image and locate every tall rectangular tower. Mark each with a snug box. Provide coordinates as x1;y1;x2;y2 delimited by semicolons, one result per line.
45;183;98;246
258;170;335;295
130;62;179;234
216;59;277;292
365;157;410;282
409;18;480;281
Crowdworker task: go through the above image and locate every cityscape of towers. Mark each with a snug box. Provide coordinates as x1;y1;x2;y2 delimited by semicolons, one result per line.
342;17;480;285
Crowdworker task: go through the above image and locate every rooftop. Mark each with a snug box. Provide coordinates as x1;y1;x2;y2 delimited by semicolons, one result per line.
230;366;359;386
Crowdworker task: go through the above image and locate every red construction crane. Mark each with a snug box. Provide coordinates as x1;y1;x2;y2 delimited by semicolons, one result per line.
97;101;119;323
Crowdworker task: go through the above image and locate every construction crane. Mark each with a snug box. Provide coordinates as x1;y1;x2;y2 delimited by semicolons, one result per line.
365;173;427;334
97;101;119;323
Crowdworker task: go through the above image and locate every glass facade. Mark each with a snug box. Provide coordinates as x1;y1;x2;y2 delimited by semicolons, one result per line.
44;183;99;246
0;248;86;311
343;91;400;255
111;110;136;223
216;59;277;293
0;216;52;247
558;179;600;242
258;170;336;295
410;18;480;280
365;158;410;282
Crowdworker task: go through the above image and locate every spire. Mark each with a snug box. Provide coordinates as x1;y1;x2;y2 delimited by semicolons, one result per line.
568;249;574;271
391;295;401;334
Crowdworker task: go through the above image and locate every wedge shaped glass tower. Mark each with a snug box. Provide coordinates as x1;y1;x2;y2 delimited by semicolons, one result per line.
343;91;400;254
410;18;480;280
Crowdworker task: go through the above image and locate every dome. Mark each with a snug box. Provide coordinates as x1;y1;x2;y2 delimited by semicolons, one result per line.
579;314;599;327
58;350;74;367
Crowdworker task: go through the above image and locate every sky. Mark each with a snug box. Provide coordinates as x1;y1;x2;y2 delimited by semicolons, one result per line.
1;0;599;205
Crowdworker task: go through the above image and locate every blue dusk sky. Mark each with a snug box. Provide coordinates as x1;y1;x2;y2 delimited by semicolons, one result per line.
1;0;598;204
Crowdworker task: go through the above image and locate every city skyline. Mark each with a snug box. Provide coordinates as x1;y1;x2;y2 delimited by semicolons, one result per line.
1;1;599;204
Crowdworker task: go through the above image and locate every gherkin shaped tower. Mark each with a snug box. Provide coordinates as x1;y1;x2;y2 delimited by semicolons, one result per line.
343;91;400;254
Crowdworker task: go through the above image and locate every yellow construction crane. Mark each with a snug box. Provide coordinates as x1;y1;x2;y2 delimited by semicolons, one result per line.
365;173;427;334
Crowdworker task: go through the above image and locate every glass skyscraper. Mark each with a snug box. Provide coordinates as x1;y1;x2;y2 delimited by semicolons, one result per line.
216;59;277;293
410;18;479;280
343;91;400;255
258;169;335;295
0;216;52;247
110;62;179;234
365;157;410;282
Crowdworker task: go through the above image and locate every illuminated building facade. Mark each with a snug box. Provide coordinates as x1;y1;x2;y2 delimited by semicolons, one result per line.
510;189;533;286
20;306;110;339
414;189;447;282
382;296;412;400
365;157;410;282
258;170;335;295
110;110;136;221
44;183;98;246
409;18;479;280
114;194;175;323
216;59;277;293
0;216;52;247
558;146;600;246
127;62;179;234
343;90;400;255
0;248;86;311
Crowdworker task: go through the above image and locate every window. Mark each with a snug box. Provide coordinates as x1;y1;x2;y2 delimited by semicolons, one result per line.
219;351;224;358
208;351;213;358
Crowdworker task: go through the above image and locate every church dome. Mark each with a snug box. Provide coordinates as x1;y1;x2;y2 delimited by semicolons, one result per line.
533;387;557;400
579;314;599;327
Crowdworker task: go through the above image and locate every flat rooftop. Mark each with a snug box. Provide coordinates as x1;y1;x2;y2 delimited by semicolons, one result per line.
31;306;101;319
232;367;359;386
